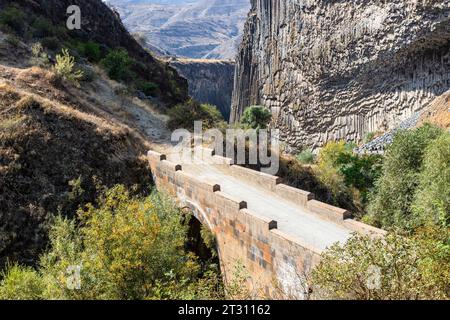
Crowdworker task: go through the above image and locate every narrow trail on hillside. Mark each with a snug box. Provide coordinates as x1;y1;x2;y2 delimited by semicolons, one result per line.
90;75;173;146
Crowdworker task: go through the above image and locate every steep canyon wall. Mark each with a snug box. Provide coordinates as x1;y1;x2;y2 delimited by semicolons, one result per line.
170;59;235;119
231;0;450;150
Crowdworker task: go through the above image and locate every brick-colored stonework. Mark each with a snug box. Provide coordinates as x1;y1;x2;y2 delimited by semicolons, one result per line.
148;149;385;299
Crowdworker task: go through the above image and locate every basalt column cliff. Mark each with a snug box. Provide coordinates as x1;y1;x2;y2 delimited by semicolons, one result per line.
231;0;450;150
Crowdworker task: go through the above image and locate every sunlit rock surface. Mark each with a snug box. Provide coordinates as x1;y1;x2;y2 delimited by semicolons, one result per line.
231;0;450;151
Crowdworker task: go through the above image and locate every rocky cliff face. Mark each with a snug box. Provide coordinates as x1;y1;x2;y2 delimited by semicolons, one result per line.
169;59;235;119
232;0;450;151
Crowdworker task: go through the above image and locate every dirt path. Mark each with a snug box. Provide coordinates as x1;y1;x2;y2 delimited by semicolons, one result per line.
90;75;173;145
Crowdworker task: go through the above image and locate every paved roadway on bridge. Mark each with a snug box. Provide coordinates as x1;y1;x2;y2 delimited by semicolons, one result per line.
165;153;352;252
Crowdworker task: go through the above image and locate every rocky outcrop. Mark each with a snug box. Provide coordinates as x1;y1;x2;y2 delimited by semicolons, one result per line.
418;89;450;130
231;0;450;151
169;59;235;119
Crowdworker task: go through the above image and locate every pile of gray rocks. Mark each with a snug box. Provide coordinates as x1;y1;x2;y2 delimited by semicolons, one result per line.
356;112;422;154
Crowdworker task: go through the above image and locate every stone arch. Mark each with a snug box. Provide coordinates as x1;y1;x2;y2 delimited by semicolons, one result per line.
181;199;221;270
177;188;214;230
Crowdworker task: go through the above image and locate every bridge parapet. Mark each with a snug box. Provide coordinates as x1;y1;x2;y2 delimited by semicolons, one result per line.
190;147;385;237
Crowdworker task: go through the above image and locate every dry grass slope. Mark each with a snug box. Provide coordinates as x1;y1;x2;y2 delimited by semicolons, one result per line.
418;90;450;130
0;65;156;267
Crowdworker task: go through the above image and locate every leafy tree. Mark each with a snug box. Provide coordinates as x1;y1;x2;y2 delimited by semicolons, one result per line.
54;48;84;86
368;124;444;230
337;153;383;204
312;231;450;300
314;141;382;212
101;49;134;81
240;106;272;130
0;186;224;300
412;132;450;228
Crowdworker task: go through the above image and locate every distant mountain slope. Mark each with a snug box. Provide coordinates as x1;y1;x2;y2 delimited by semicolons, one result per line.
108;0;250;60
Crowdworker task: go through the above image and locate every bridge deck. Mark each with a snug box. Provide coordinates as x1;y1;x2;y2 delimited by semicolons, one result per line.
171;158;352;252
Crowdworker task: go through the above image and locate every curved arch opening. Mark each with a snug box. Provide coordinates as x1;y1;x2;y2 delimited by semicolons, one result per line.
185;214;219;265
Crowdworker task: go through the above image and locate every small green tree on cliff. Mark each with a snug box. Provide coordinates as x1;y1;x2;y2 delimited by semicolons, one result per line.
240;106;272;130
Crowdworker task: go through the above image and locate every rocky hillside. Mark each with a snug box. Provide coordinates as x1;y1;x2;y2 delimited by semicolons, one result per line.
231;0;450;151
0;0;188;105
169;58;234;119
109;0;250;59
0;0;188;268
418;89;450;130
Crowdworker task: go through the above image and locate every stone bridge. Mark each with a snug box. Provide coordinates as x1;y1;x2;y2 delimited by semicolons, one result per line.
148;148;384;299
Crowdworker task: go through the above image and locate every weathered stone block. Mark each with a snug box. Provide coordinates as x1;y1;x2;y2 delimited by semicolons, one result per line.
307;199;352;224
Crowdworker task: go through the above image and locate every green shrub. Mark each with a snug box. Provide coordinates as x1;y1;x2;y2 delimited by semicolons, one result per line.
41;37;59;51
337;153;383;204
240;106;272;130
312;231;450;300
412;132;450;228
30;42;50;67
0;5;26;35
318;141;352;166
54;48;84;86
101;49;134;81
137;81;159;97
78;41;102;62
296;149;315;164
315;141;382;211
0;186;224;300
316;141;352;198
368;124;444;231
0;265;44;300
168;100;225;131
31;17;54;38
45;186;203;299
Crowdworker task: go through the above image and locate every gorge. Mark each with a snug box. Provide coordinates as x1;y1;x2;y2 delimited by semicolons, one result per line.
0;0;449;301
169;58;235;119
